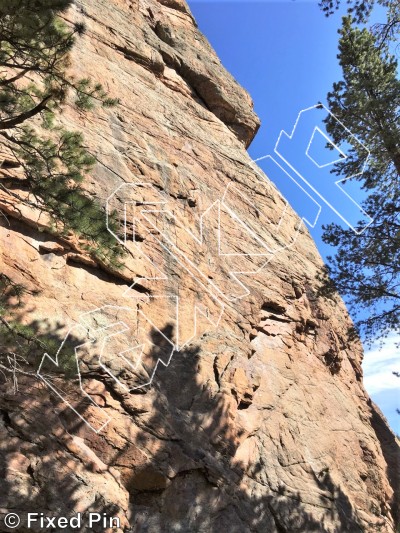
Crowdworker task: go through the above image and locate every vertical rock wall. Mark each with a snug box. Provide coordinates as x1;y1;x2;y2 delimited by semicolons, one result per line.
0;1;398;531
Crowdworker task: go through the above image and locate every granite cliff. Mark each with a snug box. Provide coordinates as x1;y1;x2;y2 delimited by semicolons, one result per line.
0;0;399;531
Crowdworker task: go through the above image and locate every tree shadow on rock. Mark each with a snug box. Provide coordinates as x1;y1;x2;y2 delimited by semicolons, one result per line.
0;310;395;533
0;312;129;532
113;325;368;533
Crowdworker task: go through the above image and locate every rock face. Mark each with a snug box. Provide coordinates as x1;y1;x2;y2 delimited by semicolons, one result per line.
0;1;399;532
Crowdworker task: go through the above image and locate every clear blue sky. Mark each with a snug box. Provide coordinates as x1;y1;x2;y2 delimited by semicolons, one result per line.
188;0;399;432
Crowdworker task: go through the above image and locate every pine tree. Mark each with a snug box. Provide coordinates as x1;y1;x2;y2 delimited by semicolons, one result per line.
0;0;122;266
321;16;400;341
319;0;399;46
319;0;375;21
0;1;124;375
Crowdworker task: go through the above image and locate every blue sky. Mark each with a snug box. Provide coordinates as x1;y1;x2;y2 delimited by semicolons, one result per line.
188;0;399;432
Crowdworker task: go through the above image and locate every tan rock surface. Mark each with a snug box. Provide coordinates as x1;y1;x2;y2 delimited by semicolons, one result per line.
0;0;399;531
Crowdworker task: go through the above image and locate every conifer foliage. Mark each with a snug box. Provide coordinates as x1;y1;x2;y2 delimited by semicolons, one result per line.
321;16;400;341
0;0;122;266
319;0;375;22
319;0;399;46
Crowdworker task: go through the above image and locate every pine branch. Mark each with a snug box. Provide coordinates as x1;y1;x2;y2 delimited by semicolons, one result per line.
0;94;53;130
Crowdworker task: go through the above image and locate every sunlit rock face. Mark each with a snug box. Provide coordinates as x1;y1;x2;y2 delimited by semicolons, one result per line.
0;0;398;531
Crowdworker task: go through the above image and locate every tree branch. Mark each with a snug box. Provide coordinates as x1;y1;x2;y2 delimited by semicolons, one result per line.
0;94;53;130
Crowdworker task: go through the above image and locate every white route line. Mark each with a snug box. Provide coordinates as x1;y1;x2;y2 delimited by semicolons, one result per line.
38;102;374;433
